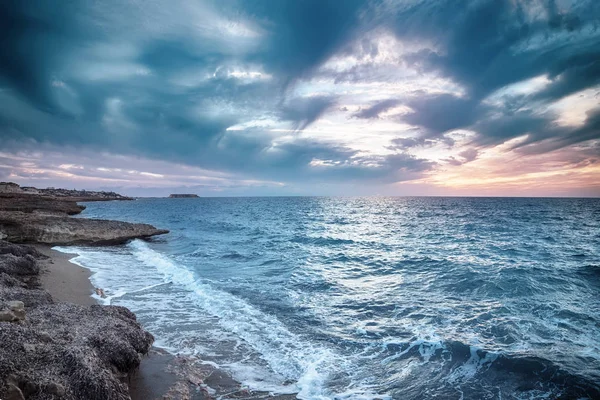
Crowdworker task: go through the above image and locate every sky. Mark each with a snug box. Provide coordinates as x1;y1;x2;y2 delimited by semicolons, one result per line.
0;0;599;197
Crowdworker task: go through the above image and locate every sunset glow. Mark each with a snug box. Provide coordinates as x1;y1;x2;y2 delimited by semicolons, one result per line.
0;0;598;196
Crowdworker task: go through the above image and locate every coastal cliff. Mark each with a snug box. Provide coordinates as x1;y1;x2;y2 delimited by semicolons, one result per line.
0;212;169;245
0;183;168;245
0;183;165;399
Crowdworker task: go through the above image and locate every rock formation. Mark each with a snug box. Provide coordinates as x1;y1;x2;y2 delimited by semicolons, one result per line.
0;194;86;215
0;241;154;400
0;212;169;245
0;184;168;245
0;182;133;201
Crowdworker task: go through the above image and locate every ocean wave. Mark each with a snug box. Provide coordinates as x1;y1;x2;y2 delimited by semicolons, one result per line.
55;197;600;400
381;338;600;399
128;240;386;399
291;235;356;246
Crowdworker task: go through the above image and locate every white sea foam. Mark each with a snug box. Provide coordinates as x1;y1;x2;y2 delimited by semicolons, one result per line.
127;240;351;399
446;346;498;384
57;240;510;400
55;244;389;398
50;242;524;399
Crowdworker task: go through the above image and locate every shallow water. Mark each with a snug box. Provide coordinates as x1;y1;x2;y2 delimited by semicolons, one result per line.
56;197;600;399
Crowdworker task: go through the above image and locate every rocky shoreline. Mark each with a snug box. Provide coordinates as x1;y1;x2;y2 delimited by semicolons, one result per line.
0;183;165;399
0;240;154;400
0;183;297;399
0;184;168;245
0;211;169;245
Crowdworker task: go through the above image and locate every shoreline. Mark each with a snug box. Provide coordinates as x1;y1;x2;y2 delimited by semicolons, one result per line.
35;244;181;399
0;180;298;399
41;244;297;400
34;245;97;306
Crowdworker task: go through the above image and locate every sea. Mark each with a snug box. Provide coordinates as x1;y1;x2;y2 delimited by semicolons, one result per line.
54;197;600;399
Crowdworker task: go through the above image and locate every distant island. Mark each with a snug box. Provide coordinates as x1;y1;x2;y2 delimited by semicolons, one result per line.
168;194;199;198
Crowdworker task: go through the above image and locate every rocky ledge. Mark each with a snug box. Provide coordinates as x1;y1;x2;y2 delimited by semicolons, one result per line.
0;182;133;201
0;194;86;216
0;241;154;400
0;212;169;245
0;183;168;245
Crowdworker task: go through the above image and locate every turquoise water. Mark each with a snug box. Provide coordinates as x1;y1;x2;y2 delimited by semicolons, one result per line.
56;197;600;399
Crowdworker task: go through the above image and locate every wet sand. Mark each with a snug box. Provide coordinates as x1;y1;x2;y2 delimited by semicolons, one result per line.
34;245;97;305
32;245;177;398
34;244;298;399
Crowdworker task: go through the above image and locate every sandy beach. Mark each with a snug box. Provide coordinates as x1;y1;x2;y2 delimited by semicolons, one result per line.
0;183;298;399
34;244;297;400
34;245;97;306
31;245;179;399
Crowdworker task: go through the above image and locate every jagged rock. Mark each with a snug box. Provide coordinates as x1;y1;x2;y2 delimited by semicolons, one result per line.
47;381;66;396
0;241;43;258
0;194;86;215
23;343;36;353
0;243;52;308
8;301;24;311
0;212;168;245
0;310;18;322
0;285;54;308
0;241;154;400
0;184;167;246
0;301;26;322
11;309;25;320
0;254;40;276
5;382;25;400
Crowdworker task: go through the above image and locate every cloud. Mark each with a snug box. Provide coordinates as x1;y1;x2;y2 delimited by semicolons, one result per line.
279;96;337;131
387;136;439;150
458;148;479;163
0;0;599;195
381;0;600;149
403;94;483;135
251;0;367;80
353;99;400;119
513;106;600;155
392;0;600;100
442;148;479;166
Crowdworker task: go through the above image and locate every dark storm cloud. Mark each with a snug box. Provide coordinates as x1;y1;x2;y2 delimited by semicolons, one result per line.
367;0;600;149
403;94;484;135
246;0;366;80
387;136;439;150
280;95;337;131
512;106;600;155
353;99;400;119
0;0;599;189
0;0;396;184
442;148;479;167
391;0;600;101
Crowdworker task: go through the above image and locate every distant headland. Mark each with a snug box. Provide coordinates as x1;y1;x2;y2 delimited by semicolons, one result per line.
0;181;133;202
0;182;168;244
168;194;199;198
